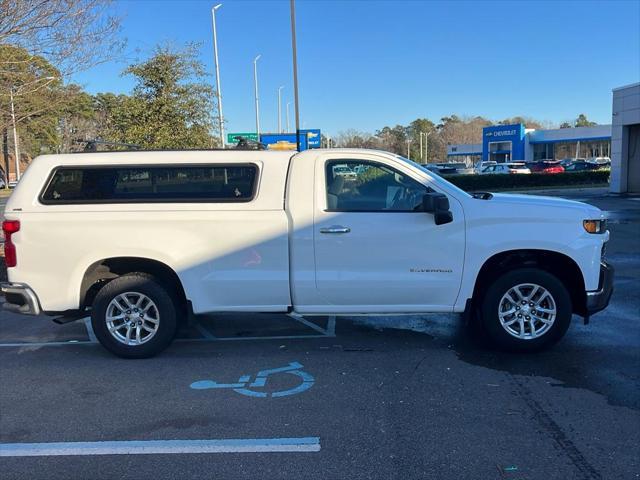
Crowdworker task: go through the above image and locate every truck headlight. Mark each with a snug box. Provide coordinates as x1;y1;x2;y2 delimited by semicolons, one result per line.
583;219;606;234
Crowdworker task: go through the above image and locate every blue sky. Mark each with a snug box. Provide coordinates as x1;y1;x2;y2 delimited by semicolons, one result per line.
74;0;640;136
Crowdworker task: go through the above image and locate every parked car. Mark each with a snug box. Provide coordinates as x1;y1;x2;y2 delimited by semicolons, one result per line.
450;164;476;175
559;158;586;168
332;165;357;178
424;164;442;175
563;161;601;172
528;161;565;174
423;163;458;175
481;163;531;175
434;165;458;175
586;157;611;167
2;148;612;357
474;160;496;173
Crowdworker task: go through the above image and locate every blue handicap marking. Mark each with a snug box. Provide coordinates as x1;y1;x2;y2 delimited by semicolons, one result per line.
190;362;314;398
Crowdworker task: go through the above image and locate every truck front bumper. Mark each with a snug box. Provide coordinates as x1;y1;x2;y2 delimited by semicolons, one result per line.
585;261;614;316
1;282;42;315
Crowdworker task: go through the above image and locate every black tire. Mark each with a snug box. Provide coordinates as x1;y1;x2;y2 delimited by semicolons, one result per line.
91;273;178;358
480;268;572;352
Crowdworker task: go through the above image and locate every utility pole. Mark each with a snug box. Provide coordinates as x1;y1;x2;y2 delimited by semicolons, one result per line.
419;133;423;161
211;4;225;147
9;88;20;181
286;102;291;132
2;128;9;189
278;86;284;133
406;139;412;160
253;55;261;137
422;131;431;163
7;76;56;182
289;0;301;150
425;133;429;163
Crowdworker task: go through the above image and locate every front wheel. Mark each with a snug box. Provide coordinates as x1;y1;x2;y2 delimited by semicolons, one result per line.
91;273;178;358
480;268;572;352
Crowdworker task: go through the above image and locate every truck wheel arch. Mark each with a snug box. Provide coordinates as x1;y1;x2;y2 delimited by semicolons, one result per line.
80;257;189;317
471;249;587;316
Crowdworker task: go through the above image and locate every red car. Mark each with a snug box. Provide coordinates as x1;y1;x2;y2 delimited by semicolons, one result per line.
528;161;565;174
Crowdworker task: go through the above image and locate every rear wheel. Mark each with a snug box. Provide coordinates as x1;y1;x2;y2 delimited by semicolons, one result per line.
480;268;572;352
91;273;178;358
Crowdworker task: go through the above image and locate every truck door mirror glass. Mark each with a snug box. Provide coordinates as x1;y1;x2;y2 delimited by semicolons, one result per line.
422;192;453;225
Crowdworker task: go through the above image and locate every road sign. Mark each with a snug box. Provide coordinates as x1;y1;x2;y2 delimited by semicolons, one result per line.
300;129;321;148
260;133;306;151
260;129;321;151
227;132;259;144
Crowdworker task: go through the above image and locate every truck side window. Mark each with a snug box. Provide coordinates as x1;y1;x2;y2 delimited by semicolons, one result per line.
325;160;429;212
40;165;258;204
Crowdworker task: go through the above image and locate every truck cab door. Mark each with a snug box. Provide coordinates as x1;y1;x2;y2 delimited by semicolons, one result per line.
312;156;465;313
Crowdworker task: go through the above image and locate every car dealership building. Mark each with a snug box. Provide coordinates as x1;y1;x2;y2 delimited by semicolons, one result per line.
447;123;612;164
610;82;640;194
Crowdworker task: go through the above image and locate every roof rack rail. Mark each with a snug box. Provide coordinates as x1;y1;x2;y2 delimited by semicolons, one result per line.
76;140;141;152
69;138;268;153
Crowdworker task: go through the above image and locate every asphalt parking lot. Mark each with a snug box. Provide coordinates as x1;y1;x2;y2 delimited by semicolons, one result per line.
0;189;639;480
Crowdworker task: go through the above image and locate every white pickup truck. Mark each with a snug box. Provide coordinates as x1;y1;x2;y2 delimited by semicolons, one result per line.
1;149;613;358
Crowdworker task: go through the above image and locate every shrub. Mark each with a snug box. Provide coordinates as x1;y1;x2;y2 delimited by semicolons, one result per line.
445;170;610;192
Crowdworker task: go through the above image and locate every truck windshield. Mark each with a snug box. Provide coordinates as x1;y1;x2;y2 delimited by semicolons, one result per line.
393;155;471;198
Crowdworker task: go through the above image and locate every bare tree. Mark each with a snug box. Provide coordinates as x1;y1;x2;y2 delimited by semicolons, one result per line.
335;129;378;149
499;116;556;130
0;1;123;171
0;0;124;77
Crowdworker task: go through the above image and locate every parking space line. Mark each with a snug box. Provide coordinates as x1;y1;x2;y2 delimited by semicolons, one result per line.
0;334;334;348
194;322;217;339
0;437;321;457
288;313;336;337
83;317;98;343
326;316;336;336
0;340;95;347
0;315;338;348
176;333;332;342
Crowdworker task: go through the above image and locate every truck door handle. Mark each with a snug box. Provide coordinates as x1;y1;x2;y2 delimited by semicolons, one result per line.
320;226;351;234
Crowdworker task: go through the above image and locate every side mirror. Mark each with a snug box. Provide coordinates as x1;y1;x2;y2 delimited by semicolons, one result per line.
422;192;453;225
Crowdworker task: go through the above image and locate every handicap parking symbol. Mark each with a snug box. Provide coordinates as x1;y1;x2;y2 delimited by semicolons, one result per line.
190;362;314;398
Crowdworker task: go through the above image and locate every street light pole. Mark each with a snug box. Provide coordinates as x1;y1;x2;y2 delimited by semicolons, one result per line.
7;76;57;183
278;86;284;133
253;55;261;137
289;0;301;150
9;87;20;182
425;131;430;163
286;102;291;133
211;4;225;147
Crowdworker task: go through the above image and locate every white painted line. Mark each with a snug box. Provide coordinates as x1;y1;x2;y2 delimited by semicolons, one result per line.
326;316;336;336
0;437;320;457
0;315;339;348
177;333;331;342
0;340;95;347
288;314;334;336
0;333;333;348
83;317;98;343
194;322;217;340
